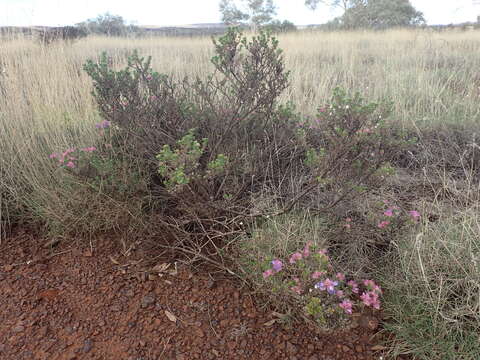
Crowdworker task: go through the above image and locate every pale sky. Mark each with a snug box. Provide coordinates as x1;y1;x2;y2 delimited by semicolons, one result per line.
0;0;478;27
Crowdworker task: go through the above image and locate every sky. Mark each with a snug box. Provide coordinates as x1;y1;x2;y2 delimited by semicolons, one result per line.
0;0;479;27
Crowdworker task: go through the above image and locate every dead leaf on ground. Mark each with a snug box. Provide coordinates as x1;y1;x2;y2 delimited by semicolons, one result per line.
263;319;277;327
164;310;177;323
109;256;120;265
371;345;387;351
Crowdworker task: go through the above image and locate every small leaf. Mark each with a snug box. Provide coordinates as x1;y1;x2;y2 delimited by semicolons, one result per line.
165;310;177;323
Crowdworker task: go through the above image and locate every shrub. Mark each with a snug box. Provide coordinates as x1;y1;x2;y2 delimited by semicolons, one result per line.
83;28;396;267
382;208;480;359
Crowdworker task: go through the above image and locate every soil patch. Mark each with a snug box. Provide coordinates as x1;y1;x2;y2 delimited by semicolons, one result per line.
0;230;403;360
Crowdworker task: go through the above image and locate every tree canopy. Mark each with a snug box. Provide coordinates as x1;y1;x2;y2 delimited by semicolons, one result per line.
219;0;277;30
306;0;425;29
75;13;140;36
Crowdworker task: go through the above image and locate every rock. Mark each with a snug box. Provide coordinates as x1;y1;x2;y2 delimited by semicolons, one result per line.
141;294;155;308
82;339;93;353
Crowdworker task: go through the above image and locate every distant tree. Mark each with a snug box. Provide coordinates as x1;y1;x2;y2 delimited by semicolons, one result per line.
264;19;297;33
76;13;141;36
306;0;424;29
219;0;277;31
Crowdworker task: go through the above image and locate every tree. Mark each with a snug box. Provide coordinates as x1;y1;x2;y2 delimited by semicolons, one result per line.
304;0;351;12
76;13;141;36
306;0;424;29
219;0;277;31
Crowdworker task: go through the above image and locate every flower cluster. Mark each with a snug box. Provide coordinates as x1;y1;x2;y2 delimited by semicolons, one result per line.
376;201;421;229
261;242;383;328
49;147;96;169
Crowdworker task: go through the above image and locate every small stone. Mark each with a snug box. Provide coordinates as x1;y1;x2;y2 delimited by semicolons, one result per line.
82;339;93;353
141;294;155;308
342;345;350;353
286;342;297;354
12;325;24;333
355;345;363;353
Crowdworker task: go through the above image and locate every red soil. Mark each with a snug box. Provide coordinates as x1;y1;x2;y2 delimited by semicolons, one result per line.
0;230;403;360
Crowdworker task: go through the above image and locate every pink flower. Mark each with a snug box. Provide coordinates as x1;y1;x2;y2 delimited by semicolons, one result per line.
318;249;328;255
336;290;345;298
347;280;359;294
302;241;312;258
289;252;303;264
408;210;421;220
360;291;381;310
364;280;382;294
49;153;58;159
66;161;75;168
311;271;325;279
271;259;283;272
291;285;302;294
95;120;111;129
319;107;326;113
263;269;274;279
291;278;302;294
336;273;346;281
384;209;394;217
80;146;96;152
377;220;390;229
339;299;353;314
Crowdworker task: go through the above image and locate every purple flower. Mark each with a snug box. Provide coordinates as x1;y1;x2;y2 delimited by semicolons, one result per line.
95;120;111;129
66;161;75;168
271;259;283;272
315;278;338;294
336;272;346;281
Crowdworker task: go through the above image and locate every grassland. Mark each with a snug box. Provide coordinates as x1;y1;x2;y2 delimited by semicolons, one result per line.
1;29;480;359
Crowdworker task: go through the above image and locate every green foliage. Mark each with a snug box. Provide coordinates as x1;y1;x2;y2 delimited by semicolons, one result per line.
76;12;142;37
219;0;277;29
307;0;425;30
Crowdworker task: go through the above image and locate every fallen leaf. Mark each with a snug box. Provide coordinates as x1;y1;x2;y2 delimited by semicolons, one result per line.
165;310;177;323
109;256;120;265
263;319;277;327
371;345;387;351
164;280;172;285
84;250;93;257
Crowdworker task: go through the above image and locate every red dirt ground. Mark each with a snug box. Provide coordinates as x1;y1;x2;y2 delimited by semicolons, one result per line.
0;229;403;360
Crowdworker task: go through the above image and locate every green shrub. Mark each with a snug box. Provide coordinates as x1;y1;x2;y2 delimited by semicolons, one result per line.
83;27;396;267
